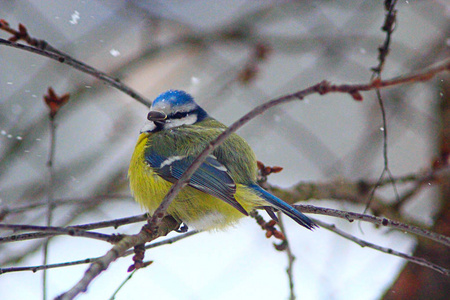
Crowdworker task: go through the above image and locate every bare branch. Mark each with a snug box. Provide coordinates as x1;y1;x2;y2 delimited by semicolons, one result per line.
0;224;114;243
0;258;97;275
371;0;398;74
0;37;151;107
0;214;148;243
73;214;148;231
295;205;450;247
42;87;69;299
277;213;296;300
55;216;179;300
1;195;130;218
0;229;198;275
314;218;449;276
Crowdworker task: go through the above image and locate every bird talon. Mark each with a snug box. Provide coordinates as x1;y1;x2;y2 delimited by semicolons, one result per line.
175;223;189;233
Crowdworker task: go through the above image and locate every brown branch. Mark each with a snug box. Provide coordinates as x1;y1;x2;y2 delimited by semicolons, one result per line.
0;20;61;52
55;216;179;300
371;0;398;74
0;229;199;275
271;165;449;221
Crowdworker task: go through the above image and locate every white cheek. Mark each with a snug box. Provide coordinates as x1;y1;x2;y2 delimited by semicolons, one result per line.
140;121;156;133
164;114;197;129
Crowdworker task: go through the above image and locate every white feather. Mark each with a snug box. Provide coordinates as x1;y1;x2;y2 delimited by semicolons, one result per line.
140;120;156;133
187;211;227;229
163;114;198;129
159;155;186;168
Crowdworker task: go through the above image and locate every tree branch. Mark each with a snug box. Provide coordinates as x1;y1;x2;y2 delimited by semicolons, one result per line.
0;38;151;107
313;218;449;276
55;216;179;300
0;229;198;275
295;205;450;247
0;224;114;243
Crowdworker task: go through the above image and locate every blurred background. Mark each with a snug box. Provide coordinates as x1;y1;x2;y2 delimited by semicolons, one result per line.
0;1;449;299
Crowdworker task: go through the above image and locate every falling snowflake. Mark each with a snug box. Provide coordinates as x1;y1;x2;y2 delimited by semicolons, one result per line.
109;49;121;57
70;10;80;25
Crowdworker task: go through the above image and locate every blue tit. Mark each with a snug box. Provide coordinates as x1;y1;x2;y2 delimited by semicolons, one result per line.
129;90;317;231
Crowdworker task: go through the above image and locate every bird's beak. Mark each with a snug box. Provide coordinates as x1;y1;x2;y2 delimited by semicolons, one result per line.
147;110;167;123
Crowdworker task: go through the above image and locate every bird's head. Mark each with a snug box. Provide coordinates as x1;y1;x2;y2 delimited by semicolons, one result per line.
140;90;209;133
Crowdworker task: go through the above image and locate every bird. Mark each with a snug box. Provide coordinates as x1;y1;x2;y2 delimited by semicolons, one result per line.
128;90;317;231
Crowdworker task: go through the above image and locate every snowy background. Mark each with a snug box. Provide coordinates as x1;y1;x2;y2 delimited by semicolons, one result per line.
0;1;448;299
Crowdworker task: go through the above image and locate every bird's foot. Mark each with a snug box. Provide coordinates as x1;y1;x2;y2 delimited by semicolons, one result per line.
175;223;189;233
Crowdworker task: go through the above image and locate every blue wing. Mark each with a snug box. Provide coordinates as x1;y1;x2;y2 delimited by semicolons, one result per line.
145;150;248;216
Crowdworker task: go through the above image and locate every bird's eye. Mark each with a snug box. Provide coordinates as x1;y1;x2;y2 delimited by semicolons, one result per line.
173;111;188;119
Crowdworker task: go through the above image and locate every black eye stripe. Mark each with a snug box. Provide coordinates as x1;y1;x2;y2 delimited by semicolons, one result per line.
170;111;189;119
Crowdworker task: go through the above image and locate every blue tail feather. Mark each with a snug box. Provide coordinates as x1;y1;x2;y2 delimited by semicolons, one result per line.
250;184;317;230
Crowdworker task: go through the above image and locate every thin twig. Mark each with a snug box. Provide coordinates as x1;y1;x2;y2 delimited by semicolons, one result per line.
376;167;443;186
0;214;148;243
73;214;148;231
371;0;398;74
0;224;114;243
126;229;200;254
276;212;296;300
108;270;137;300
0;38;151;107
0;258;98;275
364;90;400;214
42;98;57;300
295;205;450;247
0;230;199;275
1;194;130;217
365;0;400;213
313;218;449;276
